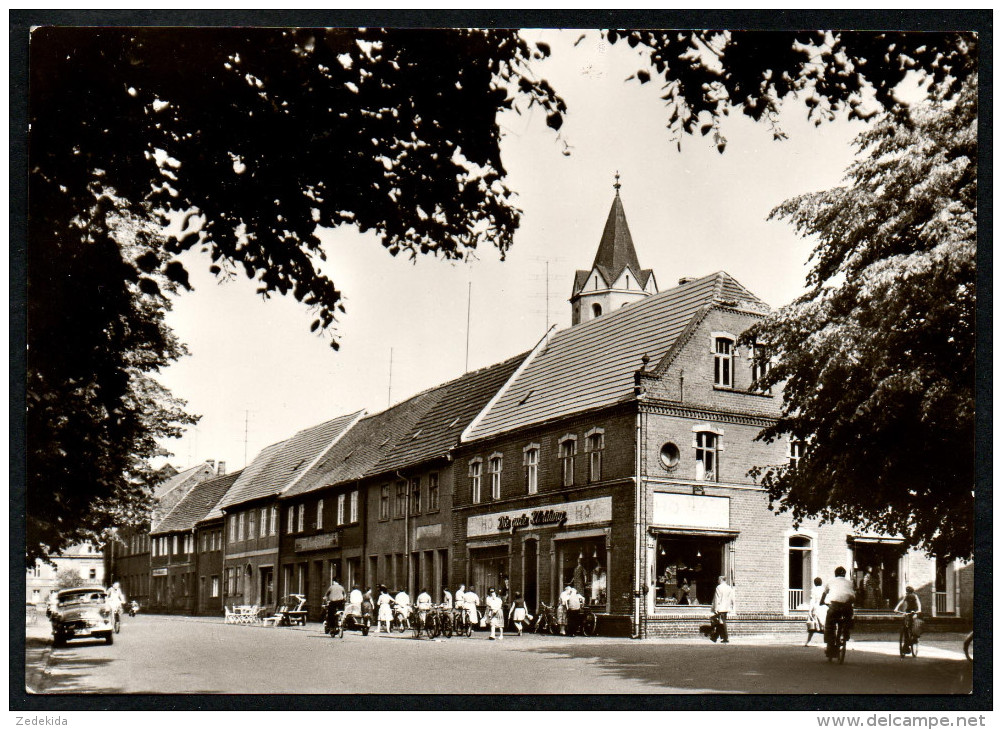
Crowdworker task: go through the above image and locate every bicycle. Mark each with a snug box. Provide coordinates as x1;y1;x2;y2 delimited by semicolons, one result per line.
436;604;453;638
453;607;474;638
533;602;560;635
580;605;598;637
392;607;410;633
826;610;850;664
898;611;920;658
412;608;435;639
322;601;345;639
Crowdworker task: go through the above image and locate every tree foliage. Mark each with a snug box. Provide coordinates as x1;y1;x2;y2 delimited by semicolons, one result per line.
54;569;89;591
745;75;977;560
607;29;976;151
27;27;563;562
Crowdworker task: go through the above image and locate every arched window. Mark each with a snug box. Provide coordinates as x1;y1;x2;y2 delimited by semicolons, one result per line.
788;535;813;611
559;435;577;487
592;303;603;318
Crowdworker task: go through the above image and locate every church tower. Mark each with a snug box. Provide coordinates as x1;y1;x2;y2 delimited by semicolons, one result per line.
570;174;658;325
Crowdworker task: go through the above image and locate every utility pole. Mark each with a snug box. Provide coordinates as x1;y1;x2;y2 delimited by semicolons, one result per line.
387;347;394;408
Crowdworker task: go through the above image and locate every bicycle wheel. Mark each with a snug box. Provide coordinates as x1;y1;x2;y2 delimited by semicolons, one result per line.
899;627;909;657
337;615;345;639
548;617;560;635
425;617;437;640
441;614;453;638
911;637;918;658
465;618;473;638
838;626;847;665
114;614;121;634
581;612;597;637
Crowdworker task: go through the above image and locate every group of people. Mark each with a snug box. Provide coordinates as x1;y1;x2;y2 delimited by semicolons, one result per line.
804;566;923;658
321;579;534;640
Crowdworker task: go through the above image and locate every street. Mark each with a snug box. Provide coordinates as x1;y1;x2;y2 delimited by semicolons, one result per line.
26;614;972;694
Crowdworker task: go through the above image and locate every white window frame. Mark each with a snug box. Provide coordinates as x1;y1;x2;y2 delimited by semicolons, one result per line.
260;507;268;537
692;425;724;482
380;484;390;520
469;457;483;504
750;341;773;393
523;443;540;494
783;528;818;616
488;453;503;501
789;437;804;470
318;498;325;530
227;514;235;543
238;512;246;541
559;434;577;487
211;575;220;598
337;493;346;525
350;490;359;522
585;427;605;483
287;505;295;534
711;332;736;388
270;505;278;535
248;510;256;538
410;477;422;514
297;503;305;533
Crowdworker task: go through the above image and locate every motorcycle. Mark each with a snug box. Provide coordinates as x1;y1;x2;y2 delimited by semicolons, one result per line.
128;601;140;618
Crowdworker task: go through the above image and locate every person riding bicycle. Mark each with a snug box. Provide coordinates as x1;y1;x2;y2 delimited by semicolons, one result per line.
463;584;480;628
415;587;433;628
820;566;856;659
453;584;467;627
393;588;412;628
894;585;922;645
323;577;347;631
106;581;126;628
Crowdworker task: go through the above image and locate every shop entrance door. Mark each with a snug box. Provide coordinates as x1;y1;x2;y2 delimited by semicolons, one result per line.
260;567;274;608
523;540;538;612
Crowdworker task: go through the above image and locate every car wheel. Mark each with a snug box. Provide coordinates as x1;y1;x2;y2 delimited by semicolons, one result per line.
52;632;66;648
105;632;114;645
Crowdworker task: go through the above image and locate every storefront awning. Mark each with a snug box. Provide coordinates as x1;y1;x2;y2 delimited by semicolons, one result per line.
650;527;740;538
847;535;904;545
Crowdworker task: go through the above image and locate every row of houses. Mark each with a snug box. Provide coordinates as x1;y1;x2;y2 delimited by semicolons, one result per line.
104;189;972;636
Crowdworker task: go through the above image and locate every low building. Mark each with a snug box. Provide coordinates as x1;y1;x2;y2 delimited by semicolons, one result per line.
27;543;105;607
149;470;240;614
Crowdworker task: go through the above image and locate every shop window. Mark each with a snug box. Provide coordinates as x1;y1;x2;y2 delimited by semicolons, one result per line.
395;481;407;518
751;342;772;393
523;444;539;494
350;490;359;522
427;474;439;512
469;458;483;503
270;505;278;536
694;430;719;481
789;438;804;470
558;538;607;608
470;546;509;597
377;485;388;520
559;436;576;487
787;535;813;611
713;335;734;387
654;535;726;607
852;541;904;611
488;454;502;501
410;478;422;514
585;428;604;482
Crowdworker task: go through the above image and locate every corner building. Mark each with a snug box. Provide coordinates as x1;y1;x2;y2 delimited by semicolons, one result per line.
452;188;970;637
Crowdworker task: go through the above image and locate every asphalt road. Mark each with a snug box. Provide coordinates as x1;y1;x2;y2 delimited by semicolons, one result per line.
27;614;973;694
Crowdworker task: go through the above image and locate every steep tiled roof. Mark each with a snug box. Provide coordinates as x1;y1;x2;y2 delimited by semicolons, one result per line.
153;462;215;500
465;272;768;441
373;353;527;475
283;390;446;499
202;440;286;521
214;411;363;510
151;471;241;535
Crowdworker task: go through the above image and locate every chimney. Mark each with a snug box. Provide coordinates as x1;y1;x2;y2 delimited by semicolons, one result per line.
678;277;696;285
217;461;226;476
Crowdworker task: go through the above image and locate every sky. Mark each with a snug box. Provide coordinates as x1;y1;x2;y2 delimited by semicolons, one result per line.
156;29;866;473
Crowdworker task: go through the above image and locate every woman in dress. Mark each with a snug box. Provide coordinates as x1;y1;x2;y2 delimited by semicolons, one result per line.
376;586;393;635
485;588;504;641
508;591;529;636
805;576;827;646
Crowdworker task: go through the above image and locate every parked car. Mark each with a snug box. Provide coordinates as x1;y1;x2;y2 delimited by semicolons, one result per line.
50;586;115;646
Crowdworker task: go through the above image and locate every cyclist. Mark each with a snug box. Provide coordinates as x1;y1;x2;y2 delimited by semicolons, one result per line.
820;566;856;659
393;588;412;629
106;581;126;631
415;587;433;631
894;585;922;653
454;584;467;629
323;577;347;633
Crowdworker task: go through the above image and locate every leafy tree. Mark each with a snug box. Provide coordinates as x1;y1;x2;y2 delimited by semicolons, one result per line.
54;569;89;591
606;29;976;151
745;74;977;561
27;27;562;562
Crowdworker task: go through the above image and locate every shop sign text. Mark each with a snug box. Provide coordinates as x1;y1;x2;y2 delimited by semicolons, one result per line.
468;497;611;538
652;492;729;529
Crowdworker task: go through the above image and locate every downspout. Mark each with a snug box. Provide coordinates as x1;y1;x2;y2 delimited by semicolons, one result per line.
357;480;366;588
397;471;409;594
632;361;648;640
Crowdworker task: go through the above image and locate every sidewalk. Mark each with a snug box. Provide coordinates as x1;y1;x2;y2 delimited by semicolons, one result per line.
25;619;54;693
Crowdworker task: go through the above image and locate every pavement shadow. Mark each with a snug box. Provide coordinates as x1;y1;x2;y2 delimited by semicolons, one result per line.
40;648;120;694
523;641;974;694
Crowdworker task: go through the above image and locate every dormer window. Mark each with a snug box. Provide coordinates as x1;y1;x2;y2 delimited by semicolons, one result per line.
712;334;736;387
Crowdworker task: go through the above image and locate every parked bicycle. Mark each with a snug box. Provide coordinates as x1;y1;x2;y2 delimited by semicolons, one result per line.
392;606;410;633
411;608;436;639
453;606;474;638
432;604;453;638
898;611;920;658
579;605;598;637
533;602;560;635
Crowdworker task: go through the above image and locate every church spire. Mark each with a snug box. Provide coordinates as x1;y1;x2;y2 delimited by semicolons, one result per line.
569;175;658;326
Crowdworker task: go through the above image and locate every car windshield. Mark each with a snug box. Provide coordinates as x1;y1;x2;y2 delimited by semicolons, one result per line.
59;591;106;606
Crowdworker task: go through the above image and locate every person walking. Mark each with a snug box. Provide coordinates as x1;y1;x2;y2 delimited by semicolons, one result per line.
710;575;735;643
805;576;827;647
508;591;529;636
485;588;504;640
375;586;393;634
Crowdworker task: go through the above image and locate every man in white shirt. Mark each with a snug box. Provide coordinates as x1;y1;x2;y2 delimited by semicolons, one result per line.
821;566;856;657
558;584;573;635
394;588;411;627
710;576;735;643
348;585;364;610
442;588;453;611
415;587;433;628
565;588;585;636
454;584;466;625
